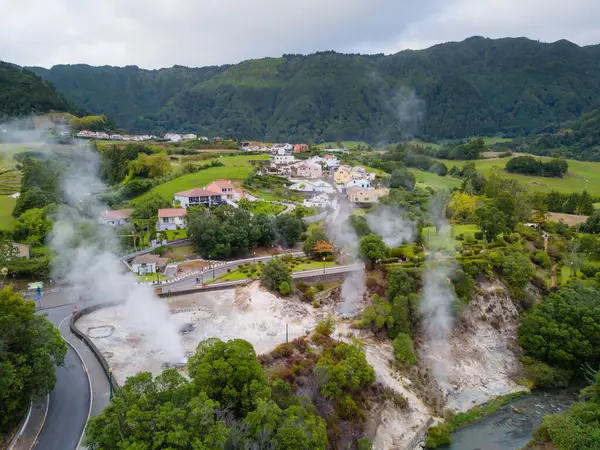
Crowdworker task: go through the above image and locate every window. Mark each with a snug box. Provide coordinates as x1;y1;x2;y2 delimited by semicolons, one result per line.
163;218;169;223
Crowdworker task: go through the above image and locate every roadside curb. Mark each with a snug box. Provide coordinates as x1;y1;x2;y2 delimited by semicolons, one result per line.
59;315;93;450
7;394;49;450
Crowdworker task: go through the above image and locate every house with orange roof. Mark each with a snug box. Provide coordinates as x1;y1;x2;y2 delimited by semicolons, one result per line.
157;208;187;231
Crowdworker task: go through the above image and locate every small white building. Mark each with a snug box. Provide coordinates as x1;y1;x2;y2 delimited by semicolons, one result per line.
165;133;182;142
289;180;334;194
182;134;197;140
99;209;133;227
345;178;371;190
157;208;187;231
131;254;168;275
270;154;296;166
323;155;340;169
303;193;335;209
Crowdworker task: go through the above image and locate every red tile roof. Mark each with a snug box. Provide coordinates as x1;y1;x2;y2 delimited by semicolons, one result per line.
101;209;133;220
158;208;187;218
175;188;221;197
205;179;235;192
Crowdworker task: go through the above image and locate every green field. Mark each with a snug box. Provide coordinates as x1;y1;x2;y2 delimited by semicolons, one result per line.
249;201;286;216
408;169;462;190
132;155;269;203
445;156;600;195
422;224;480;250
317;141;369;150
0;196;16;229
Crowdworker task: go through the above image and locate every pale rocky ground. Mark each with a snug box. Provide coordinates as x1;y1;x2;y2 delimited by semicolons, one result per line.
78;278;525;449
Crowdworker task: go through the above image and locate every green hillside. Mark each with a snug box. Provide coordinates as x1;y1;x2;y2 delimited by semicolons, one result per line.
0;61;82;117
28;37;600;144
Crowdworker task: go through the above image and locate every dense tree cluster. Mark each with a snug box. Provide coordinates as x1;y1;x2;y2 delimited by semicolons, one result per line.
505;156;568;178
0;289;67;434
437;138;487;160
533;190;595;215
518;283;600;370
187;206;301;259
85;338;329;450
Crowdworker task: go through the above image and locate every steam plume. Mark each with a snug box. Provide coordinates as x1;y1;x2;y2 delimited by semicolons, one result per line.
366;206;414;248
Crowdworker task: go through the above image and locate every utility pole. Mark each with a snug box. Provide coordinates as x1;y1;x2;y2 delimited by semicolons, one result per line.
109;367;113;400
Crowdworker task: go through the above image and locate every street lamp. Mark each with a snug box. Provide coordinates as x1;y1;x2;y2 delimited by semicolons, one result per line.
109;367;113;400
253;251;256;264
323;256;326;274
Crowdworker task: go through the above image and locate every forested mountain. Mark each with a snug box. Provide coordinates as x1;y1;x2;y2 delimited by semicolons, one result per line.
27;37;600;143
0;62;83;118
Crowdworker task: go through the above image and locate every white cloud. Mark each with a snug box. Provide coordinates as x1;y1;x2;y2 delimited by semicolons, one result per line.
0;0;598;69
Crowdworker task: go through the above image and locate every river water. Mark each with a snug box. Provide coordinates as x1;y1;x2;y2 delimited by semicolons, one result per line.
447;389;579;450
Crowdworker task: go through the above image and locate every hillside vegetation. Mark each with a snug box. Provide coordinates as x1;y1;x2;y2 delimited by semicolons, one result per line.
28;37;600;144
0;61;81;118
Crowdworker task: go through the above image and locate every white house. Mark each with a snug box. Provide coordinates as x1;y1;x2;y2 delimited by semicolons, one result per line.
289;180;334;193
165;133;182;142
174;188;223;208
182;134;197;140
270;154;296;166
344;178;371;190
323;155;340;169
131;254;168;275
157;208;187;231
99;209;133;227
303;193;335;209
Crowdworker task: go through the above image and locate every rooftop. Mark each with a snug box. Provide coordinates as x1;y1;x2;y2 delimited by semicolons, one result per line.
101;209;133;220
132;254;169;266
176;188;222;197
158;208;187;218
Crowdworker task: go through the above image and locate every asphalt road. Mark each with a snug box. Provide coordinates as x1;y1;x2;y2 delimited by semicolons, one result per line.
34;306;90;450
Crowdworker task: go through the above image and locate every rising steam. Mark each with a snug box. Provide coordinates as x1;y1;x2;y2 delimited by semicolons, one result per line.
2;119;185;363
366;206;414;248
419;192;456;393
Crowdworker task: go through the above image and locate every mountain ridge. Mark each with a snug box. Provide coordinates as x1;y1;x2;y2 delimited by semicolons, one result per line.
25;36;600;142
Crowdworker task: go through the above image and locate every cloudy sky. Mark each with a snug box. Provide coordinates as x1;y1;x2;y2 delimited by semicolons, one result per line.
1;0;600;69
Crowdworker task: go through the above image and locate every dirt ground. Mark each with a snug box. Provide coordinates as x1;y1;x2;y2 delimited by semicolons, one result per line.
546;212;589;225
77;282;327;384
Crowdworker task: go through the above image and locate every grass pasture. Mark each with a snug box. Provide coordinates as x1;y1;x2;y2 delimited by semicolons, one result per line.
132;154;268;203
422;224;480;250
408;169;462;191
444;157;600;195
0;196;16;229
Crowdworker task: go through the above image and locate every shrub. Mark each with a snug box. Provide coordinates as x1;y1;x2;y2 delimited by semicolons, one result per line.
532;251;551;269
392;333;417;366
337;395;366;422
502;252;534;288
456;234;464;241
425;424;452;448
296;280;308;292
390;247;404;258
523;360;572;389
272;343;294;358
487;250;505;268
278;281;292;296
366;277;377;288
357;438;372;450
474;231;484;240
315;316;335;337
227;268;231;273
580;264;599;279
315;282;325;291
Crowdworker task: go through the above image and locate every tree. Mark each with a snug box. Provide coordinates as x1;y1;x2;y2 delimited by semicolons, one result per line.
314;343;375;399
583;211;600;234
13;157;60;217
187;338;270;417
302;228;329;258
240;399;328;450
131;193;172;220
0;288;67;434
389;168;416;190
12;206;52;246
502;252;534;288
274;214;302;247
129;153;172;179
250;213;276;247
358;234;389;268
84;369;230;450
474;200;506;241
260;257;292;292
349;215;371;237
447;192;477;222
0;231;18;263
313;241;333;258
392;333;417;366
518;283;600;369
386;270;416;301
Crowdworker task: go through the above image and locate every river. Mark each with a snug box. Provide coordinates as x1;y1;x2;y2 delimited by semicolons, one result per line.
447;389;579;450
